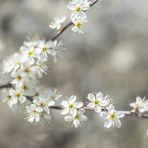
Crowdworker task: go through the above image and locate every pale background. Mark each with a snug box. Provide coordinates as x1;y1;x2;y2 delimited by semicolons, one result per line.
0;0;148;148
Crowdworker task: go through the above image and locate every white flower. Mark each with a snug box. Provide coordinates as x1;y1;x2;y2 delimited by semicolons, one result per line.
35;40;52;61
8;88;26;105
64;108;88;128
2;53;27;74
47;89;62;101
11;71;26;85
20;62;35;78
26;104;42;123
130;96;148;113
100;105;124;128
3;90;17;108
32;61;48;78
48;40;65;62
87;92;110;113
18;81;37;96
33;95;54;114
20;42;38;63
67;0;91;13
49;16;66;30
71;13;87;34
61;95;83;115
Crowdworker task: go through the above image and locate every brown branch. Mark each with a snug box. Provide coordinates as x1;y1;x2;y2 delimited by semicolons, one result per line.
0;83;12;89
124;111;148;120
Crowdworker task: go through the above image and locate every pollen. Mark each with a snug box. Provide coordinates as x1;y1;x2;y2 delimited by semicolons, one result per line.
16;75;22;81
40;102;45;107
69;104;74;108
75;6;81;12
95;100;100;105
16;93;21;97
75;22;82;28
42;47;48;53
108;114;116;120
28;50;33;57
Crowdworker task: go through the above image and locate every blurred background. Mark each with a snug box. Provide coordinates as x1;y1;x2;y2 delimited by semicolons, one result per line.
0;0;148;147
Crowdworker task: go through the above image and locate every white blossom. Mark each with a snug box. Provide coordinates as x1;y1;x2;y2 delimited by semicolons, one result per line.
71;13;87;34
100;105;124;128
130;96;148;113
18;81;37;96
33;95;54;114
47;89;62;105
3;90;17;108
35;40;53;61
64;108;88;128
26;104;42;123
48;40;65;62
49;16;66;30
61;95;83;115
31;61;48;78
7;88;26;106
20;42;38;63
87;92;110;113
11;71;27;85
67;0;91;14
2;53;27;74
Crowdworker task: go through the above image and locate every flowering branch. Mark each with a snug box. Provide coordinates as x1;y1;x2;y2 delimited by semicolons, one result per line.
51;0;100;41
0;0;148;135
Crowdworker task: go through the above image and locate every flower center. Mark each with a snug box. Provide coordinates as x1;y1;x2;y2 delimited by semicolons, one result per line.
16;93;21;97
28;50;33;57
75;114;80;119
95;100;100;105
69;104;74;109
40;102;45;107
108;113;116;120
75;6;81;12
75;22;82;29
22;85;28;90
24;67;30;73
42;47;48;53
16;75;22;81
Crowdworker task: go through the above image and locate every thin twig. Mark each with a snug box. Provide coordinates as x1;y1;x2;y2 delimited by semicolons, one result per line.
0;83;12;89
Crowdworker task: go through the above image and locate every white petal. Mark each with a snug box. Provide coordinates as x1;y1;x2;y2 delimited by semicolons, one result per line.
104;120;112;128
115;119;121;128
96;92;103;99
116;111;125;118
100;112;108;120
75;102;83;108
69;95;77;103
136;96;142;102
64;116;73;122
19;96;26;104
61;100;69;107
108;104;115;112
87;103;95;109
87;93;95;101
94;106;102;113
73;119;80;128
61;108;69;115
130;103;136;108
48;100;55;106
70;109;77;116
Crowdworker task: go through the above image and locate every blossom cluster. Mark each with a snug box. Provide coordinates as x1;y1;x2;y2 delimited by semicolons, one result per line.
2;38;64;109
49;0;92;34
26;89;62;123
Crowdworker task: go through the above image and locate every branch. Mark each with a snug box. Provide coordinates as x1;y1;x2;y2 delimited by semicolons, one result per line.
0;0;100;91
0;83;12;89
49;105;148;120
